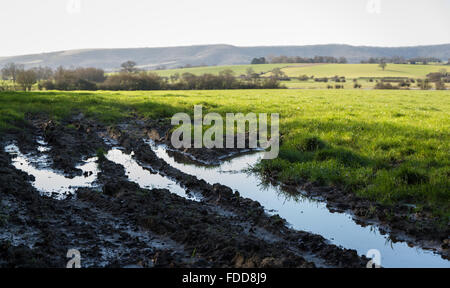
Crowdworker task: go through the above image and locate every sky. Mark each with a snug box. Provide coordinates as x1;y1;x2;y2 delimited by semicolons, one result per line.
0;0;449;57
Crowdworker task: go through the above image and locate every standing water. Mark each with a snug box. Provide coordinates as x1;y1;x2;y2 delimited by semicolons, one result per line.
148;141;450;268
4;142;99;199
3;140;200;202
105;148;201;201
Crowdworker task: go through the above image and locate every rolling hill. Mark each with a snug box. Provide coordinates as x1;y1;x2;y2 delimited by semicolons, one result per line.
0;44;449;71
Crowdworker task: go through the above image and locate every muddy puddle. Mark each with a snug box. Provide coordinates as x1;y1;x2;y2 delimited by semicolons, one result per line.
105;148;201;201
3;140;200;202
4;142;99;199
148;140;450;268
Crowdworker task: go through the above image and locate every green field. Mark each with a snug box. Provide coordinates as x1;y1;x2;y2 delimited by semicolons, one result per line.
149;63;449;90
150;63;447;79
280;79;373;89
152;64;297;77
264;63;447;79
0;89;449;221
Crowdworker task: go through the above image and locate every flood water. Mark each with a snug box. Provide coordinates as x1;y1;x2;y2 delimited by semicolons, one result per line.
148;141;450;268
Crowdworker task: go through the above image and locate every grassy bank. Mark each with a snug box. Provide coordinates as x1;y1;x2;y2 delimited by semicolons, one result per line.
0;89;449;220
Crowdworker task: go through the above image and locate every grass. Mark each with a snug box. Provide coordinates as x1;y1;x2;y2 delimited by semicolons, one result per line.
0;89;449;221
264;63;447;79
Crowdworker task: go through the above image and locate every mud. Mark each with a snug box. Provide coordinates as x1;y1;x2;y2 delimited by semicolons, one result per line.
0;114;368;267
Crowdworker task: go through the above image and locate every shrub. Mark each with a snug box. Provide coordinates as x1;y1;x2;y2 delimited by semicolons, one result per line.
435;81;446;90
298;75;309;81
374;82;397;89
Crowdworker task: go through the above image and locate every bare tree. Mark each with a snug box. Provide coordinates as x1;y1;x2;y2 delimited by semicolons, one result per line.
1;62;25;83
17;69;37;91
120;61;139;73
32;66;54;81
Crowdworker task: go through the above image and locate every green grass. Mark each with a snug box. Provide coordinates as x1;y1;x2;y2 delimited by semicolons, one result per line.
264;63;446;79
0;89;449;221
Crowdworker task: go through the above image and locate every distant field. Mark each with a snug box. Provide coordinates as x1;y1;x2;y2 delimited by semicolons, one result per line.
265;64;447;79
150;63;448;88
281;79;373;89
152;64;297;77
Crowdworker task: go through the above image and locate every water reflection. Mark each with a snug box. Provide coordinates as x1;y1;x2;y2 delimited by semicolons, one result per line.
4;142;99;199
106;148;201;201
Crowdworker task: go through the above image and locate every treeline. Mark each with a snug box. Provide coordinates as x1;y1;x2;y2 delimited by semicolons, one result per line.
1;63;54;91
1;61;283;91
361;56;443;64
267;56;348;64
252;56;447;65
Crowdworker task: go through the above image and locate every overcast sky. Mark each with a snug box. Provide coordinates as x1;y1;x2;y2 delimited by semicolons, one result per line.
1;0;449;57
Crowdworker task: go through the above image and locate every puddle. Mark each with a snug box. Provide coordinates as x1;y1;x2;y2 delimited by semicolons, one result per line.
148;141;450;268
4;142;99;199
3;139;201;202
105;148;201;201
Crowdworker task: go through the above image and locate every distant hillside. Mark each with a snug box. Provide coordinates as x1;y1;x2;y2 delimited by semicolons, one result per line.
1;44;449;71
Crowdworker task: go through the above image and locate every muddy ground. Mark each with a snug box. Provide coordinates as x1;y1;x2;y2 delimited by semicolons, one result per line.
0;114;369;268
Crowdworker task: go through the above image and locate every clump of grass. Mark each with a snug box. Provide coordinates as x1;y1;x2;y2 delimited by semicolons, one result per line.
315;148;368;167
376;141;398;151
395;167;429;185
296;136;326;152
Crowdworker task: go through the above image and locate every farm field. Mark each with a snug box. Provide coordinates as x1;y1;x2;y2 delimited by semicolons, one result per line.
151;63;447;79
147;63;450;90
151;63;298;77
264;63;447;79
280;79;374;89
1;89;449;220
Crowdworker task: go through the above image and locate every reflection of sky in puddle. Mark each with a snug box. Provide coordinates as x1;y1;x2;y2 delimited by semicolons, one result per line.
4;143;99;199
106;149;201;201
148;141;450;268
4;139;201;203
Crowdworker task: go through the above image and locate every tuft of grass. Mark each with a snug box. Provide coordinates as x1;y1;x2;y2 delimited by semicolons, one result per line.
315;148;369;167
395;167;429;185
296;136;326;152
